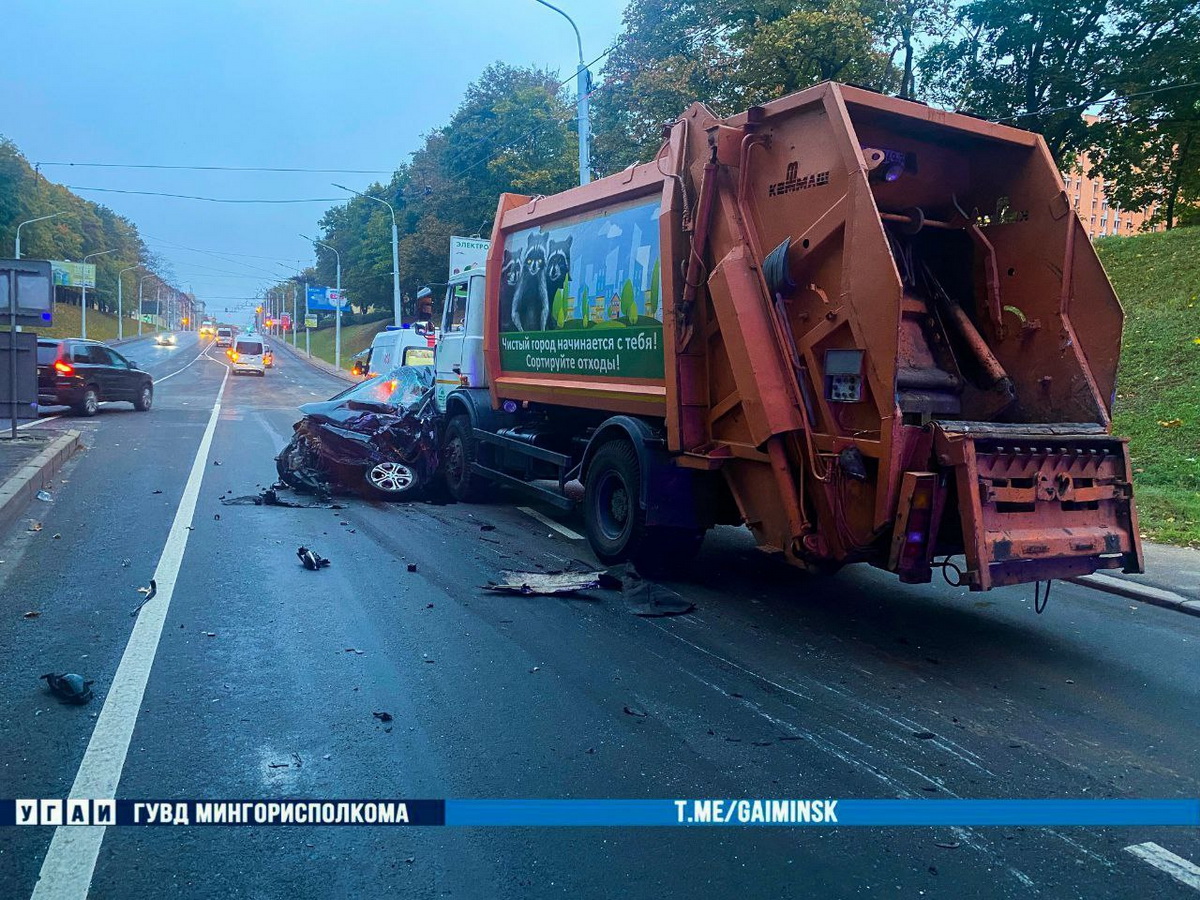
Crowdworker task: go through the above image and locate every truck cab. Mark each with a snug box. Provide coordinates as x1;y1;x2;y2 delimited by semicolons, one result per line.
434;271;488;412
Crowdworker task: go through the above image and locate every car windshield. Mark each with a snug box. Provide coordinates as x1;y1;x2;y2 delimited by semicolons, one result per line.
337;365;433;411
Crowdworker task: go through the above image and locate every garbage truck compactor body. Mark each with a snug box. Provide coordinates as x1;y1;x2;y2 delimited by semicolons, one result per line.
436;81;1142;591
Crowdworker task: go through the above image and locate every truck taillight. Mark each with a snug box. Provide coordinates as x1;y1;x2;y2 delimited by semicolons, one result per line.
54;361;74;375
890;472;940;582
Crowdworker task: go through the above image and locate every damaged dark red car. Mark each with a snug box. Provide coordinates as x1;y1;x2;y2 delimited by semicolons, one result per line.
276;365;440;499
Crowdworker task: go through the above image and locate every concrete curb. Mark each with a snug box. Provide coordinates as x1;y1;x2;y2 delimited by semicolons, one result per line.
1068;573;1200;618
0;430;82;538
271;336;355;384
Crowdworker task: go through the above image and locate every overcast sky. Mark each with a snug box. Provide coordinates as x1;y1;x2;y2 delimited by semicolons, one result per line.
2;0;626;315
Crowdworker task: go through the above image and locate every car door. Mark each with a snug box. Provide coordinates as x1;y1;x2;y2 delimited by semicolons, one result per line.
104;347;140;399
92;346;132;400
71;342;108;397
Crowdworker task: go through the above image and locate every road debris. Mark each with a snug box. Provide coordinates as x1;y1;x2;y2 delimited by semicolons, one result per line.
344;648;364;655
372;711;394;723
623;705;648;718
35;490;53;502
41;673;94;705
23;611;40;619
407;563;418;573
28;521;42;532
605;563;695;617
52;533;61;540
913;731;937;740
486;570;602;595
933;841;961;850
130;579;158;617
297;546;331;570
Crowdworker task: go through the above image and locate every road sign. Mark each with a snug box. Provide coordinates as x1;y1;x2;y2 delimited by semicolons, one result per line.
450;236;489;277
304;314;317;329
0;258;53;328
281;314;291;329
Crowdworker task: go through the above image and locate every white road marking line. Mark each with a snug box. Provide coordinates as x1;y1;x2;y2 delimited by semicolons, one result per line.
518;506;584;540
17;415;61;430
1125;842;1200;890
29;365;230;900
153;343;214;384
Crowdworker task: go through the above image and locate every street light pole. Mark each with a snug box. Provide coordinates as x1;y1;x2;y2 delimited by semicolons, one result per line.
301;233;343;368
15;212;64;259
534;0;590;185
117;264;141;341
80;248;117;340
332;184;401;327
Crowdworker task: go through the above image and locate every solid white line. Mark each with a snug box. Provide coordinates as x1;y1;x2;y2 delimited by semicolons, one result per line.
517;506;584;540
1125;842;1200;890
17;415;61;430
29;364;230;900
152;343;213;384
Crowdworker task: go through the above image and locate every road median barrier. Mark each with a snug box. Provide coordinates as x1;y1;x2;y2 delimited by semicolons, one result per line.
0;430;82;537
1068;572;1200;618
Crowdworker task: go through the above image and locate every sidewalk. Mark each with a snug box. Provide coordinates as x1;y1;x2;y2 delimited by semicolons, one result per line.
1072;542;1200;617
0;428;82;536
271;334;354;384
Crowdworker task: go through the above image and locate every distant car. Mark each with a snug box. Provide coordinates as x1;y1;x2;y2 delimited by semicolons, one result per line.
36;338;153;417
276;365;437;499
155;333;177;346
263;345;274;368
228;336;266;376
216;327;234;347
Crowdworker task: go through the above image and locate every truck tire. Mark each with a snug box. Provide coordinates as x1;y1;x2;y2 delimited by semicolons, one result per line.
583;439;705;573
442;415;490;503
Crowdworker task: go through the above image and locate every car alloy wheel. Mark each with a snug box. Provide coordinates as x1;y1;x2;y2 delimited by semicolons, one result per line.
366;461;416;494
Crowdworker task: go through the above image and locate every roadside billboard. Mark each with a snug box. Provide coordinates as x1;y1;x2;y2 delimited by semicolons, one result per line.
450;236;489;278
50;261;97;288
306;286;346;311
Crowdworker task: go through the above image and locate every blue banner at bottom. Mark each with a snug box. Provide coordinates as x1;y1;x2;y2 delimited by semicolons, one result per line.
4;799;1198;827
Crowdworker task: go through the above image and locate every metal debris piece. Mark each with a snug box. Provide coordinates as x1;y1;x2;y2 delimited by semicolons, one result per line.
41;673;94;705
130;579;158;617
35;490;53;502
604;563;695;616
623;705;648;718
373;711;394;723
407;563;418;573
23;611;40;619
486;570;603;595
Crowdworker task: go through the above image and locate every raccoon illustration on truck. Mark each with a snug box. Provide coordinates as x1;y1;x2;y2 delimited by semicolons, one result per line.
431;81;1142;592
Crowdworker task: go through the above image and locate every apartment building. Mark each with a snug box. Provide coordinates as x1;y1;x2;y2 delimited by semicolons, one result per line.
1062;116;1163;239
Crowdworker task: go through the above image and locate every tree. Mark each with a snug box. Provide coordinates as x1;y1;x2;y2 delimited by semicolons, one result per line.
1085;3;1200;229
920;0;1190;164
591;1;900;175
313;63;578;321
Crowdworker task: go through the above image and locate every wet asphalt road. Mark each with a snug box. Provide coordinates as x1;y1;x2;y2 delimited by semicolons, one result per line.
0;333;1197;899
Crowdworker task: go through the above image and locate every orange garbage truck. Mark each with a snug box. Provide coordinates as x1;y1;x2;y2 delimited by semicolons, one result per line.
431;81;1142;591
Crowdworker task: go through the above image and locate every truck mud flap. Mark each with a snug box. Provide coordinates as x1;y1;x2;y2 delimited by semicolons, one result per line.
934;423;1143;590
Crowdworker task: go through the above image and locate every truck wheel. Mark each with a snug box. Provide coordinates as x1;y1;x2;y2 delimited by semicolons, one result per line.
585;440;650;565
585;439;706;573
442;415;490;503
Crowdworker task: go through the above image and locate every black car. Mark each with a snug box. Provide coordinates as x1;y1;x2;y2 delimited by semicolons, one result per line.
36;338;154;417
276;365;438;499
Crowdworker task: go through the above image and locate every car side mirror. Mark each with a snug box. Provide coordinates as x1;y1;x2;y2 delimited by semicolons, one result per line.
127;360;138;369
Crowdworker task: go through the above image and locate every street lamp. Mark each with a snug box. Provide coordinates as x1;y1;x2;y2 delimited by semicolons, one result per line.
301;233;343;368
117;264;141;341
15;212;65;259
81;249;117;339
534;0;590;185
332;183;401;328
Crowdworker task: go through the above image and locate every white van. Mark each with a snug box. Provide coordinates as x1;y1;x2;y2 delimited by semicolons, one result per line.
229;335;266;376
361;325;435;377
